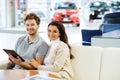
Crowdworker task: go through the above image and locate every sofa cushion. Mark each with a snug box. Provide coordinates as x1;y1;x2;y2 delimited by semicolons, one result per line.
0;60;9;69
100;48;120;80
71;45;103;80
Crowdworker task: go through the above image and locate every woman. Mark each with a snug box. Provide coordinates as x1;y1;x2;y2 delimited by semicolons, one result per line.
30;21;74;80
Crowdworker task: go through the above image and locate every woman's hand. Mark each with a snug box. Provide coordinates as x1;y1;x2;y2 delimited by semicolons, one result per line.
29;59;40;68
8;54;22;65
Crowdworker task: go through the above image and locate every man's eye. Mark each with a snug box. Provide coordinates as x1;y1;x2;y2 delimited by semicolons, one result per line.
26;24;29;26
48;30;51;32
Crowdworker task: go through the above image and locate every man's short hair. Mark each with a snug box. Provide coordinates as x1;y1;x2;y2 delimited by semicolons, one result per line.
24;13;40;25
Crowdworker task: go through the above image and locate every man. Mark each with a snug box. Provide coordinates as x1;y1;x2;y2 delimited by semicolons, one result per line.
7;13;49;69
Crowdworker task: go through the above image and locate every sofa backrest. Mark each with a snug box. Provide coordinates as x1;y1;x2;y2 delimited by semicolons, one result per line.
100;48;120;80
71;45;103;80
81;29;102;46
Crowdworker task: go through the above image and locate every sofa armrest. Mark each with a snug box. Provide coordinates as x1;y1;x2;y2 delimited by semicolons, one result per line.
0;60;9;69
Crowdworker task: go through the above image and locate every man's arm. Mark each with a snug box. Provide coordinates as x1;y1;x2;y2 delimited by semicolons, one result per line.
8;54;34;70
19;58;44;70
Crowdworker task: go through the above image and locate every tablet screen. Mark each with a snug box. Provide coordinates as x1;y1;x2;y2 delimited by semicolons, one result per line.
3;49;25;61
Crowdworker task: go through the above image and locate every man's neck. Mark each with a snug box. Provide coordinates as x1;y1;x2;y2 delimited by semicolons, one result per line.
28;33;38;42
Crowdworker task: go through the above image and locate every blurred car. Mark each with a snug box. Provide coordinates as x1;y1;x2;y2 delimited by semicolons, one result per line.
51;1;80;27
103;12;120;24
28;10;45;19
35;11;45;19
109;1;120;12
89;1;109;21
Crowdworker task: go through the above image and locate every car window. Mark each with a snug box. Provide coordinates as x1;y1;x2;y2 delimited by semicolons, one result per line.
54;2;77;10
111;1;120;6
90;1;108;8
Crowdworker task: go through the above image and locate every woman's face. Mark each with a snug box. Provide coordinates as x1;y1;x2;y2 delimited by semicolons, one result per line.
25;19;39;36
48;25;60;41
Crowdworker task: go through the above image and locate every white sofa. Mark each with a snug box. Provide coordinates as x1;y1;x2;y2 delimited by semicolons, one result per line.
1;45;120;80
71;45;120;80
0;60;9;69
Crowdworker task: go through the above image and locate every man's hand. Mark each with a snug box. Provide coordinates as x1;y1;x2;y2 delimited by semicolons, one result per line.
29;59;40;68
8;54;22;65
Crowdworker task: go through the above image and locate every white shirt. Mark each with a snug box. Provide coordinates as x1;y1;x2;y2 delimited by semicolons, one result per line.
37;38;74;79
44;38;60;65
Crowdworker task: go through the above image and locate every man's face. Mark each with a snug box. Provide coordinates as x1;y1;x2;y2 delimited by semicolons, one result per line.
25;19;39;36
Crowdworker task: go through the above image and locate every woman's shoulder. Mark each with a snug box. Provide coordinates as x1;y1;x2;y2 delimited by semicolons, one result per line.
58;41;68;48
56;41;70;53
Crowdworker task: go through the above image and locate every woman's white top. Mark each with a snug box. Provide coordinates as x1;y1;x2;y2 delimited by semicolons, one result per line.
37;38;73;79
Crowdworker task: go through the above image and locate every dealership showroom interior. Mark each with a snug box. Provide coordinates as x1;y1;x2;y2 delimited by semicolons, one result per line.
0;0;120;80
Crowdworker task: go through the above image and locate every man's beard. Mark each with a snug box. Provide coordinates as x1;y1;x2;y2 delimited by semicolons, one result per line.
28;30;37;36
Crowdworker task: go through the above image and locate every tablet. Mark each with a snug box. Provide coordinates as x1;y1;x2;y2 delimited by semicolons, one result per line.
3;49;25;61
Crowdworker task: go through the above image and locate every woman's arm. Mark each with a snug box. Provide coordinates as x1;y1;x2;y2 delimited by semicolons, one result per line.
18;58;44;70
30;43;69;71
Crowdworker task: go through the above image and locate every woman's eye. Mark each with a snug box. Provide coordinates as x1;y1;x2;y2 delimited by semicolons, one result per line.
53;30;57;33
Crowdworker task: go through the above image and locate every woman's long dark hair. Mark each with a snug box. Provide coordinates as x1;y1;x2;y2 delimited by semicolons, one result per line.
48;21;74;59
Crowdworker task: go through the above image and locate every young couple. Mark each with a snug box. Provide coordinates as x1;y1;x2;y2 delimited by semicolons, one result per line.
8;13;74;80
